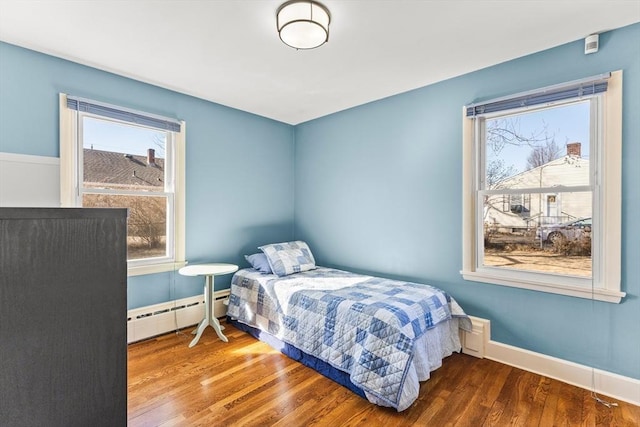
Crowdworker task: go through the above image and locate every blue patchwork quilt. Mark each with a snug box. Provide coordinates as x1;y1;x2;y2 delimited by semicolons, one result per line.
227;267;470;411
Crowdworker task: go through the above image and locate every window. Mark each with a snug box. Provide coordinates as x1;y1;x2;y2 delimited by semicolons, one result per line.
503;194;530;216
60;94;186;276
461;72;624;303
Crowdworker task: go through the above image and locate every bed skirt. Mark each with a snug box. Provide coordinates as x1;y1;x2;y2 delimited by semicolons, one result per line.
227;317;367;399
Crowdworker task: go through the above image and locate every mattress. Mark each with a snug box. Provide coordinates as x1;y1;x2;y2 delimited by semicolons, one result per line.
227;266;471;411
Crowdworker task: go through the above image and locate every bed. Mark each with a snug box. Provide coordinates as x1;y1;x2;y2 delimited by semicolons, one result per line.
226;241;471;412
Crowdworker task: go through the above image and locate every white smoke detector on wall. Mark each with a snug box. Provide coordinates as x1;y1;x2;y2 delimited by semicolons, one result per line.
585;34;599;54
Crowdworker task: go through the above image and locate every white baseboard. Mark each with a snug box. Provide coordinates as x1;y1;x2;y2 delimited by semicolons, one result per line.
127;290;230;343
464;316;640;406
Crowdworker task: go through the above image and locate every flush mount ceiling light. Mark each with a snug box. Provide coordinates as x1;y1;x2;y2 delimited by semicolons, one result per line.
276;0;331;50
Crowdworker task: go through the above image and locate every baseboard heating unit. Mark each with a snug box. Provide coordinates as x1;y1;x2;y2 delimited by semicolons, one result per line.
127;290;230;344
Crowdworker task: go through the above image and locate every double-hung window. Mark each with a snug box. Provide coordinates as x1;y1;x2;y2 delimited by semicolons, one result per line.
59;94;186;276
461;72;624;303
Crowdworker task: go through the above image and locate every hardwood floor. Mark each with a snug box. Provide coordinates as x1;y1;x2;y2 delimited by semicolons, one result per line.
128;322;639;426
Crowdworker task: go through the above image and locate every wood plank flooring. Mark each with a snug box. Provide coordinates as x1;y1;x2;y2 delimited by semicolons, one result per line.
128;322;639;426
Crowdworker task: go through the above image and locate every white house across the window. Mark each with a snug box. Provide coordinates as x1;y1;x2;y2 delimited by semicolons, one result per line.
461;72;624;303
59;94;186;276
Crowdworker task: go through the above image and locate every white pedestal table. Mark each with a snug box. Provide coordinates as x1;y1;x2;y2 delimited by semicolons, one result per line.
178;263;238;347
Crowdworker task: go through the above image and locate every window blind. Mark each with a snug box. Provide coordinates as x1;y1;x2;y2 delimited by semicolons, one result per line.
466;73;610;117
66;96;181;132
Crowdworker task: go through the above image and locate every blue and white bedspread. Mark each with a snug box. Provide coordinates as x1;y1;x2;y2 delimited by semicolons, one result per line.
227;267;471;411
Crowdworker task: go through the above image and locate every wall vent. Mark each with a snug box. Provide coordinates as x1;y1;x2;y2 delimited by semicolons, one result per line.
460;316;490;358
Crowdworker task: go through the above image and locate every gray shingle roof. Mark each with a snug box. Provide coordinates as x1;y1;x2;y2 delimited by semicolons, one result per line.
84;149;164;189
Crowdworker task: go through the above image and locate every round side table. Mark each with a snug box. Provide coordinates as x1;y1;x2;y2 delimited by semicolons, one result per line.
178;263;238;347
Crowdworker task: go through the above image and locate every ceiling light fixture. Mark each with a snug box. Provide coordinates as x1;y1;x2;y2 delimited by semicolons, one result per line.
276;0;331;50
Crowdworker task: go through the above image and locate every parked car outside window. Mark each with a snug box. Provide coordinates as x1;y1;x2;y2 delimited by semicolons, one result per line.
537;218;592;243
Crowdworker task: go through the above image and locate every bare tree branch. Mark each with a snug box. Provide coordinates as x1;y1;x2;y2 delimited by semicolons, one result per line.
526;138;562;169
486;117;549;156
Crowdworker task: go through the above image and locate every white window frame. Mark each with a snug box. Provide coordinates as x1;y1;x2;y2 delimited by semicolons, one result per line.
59;94;186;276
461;71;624;303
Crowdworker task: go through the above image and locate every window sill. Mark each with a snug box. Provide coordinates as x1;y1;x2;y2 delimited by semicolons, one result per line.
128;261;187;277
461;270;625;303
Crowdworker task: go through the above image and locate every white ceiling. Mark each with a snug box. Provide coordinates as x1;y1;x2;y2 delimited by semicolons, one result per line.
0;1;638;125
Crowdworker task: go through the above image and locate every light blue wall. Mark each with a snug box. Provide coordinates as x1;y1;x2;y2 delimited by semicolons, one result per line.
294;23;640;379
0;42;295;309
2;23;639;380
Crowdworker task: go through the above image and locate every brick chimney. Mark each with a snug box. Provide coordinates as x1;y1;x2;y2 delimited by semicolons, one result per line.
566;142;581;157
147;148;155;166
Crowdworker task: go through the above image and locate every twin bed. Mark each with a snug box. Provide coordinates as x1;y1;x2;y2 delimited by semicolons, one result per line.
226;241;471;412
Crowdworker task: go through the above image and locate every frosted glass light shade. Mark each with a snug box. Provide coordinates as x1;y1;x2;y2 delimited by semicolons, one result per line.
277;1;330;50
